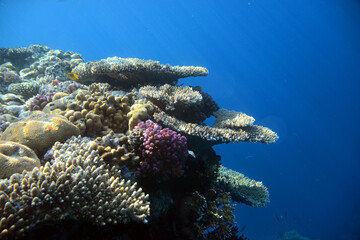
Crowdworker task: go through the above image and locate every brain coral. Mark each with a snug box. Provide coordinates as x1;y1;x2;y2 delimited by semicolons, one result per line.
132;120;188;181
0;141;40;178
0;113;80;154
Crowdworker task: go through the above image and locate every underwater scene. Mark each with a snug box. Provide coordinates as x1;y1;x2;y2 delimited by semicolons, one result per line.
0;0;359;240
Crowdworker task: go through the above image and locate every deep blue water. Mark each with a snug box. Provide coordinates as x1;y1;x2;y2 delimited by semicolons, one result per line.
1;0;359;239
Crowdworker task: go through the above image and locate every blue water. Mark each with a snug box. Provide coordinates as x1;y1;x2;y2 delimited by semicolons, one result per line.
1;0;359;239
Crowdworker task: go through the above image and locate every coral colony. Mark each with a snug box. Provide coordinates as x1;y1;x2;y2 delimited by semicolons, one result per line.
0;45;278;239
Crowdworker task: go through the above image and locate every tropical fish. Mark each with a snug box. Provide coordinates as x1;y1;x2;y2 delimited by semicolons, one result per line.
188;150;196;158
276;210;287;223
67;72;79;80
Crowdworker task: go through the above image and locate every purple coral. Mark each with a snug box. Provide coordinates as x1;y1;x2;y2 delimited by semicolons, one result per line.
29;93;54;111
134;120;188;181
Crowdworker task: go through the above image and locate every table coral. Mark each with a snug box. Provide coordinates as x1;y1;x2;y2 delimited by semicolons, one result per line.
153;111;278;146
216;165;269;207
72;57;208;89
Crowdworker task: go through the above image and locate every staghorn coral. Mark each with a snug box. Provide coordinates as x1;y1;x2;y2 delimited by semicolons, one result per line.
0;135;150;239
216;165;269;207
72;57;208;89
153;111;278;146
0;141;40;179
131;120;188;181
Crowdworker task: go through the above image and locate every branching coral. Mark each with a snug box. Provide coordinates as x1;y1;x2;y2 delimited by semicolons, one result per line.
0;136;150;239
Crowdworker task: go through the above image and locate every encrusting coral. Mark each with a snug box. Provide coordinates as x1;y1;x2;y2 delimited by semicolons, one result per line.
0;135;150;239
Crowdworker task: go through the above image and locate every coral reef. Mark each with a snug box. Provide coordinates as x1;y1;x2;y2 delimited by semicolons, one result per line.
131;120;188;181
72;57;208;89
0;141;40;178
0;136;150;239
216;165;269;207
0;45;279;239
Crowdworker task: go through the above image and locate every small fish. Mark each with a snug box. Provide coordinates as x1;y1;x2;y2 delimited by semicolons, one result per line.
276;210;287;223
67;72;79;80
188;150;196;158
239;225;247;232
51;79;61;86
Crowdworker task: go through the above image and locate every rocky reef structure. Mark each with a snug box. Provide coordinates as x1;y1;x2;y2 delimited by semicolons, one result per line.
0;45;277;240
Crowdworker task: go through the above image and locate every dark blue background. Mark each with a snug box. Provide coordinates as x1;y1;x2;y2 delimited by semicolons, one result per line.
1;0;359;239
